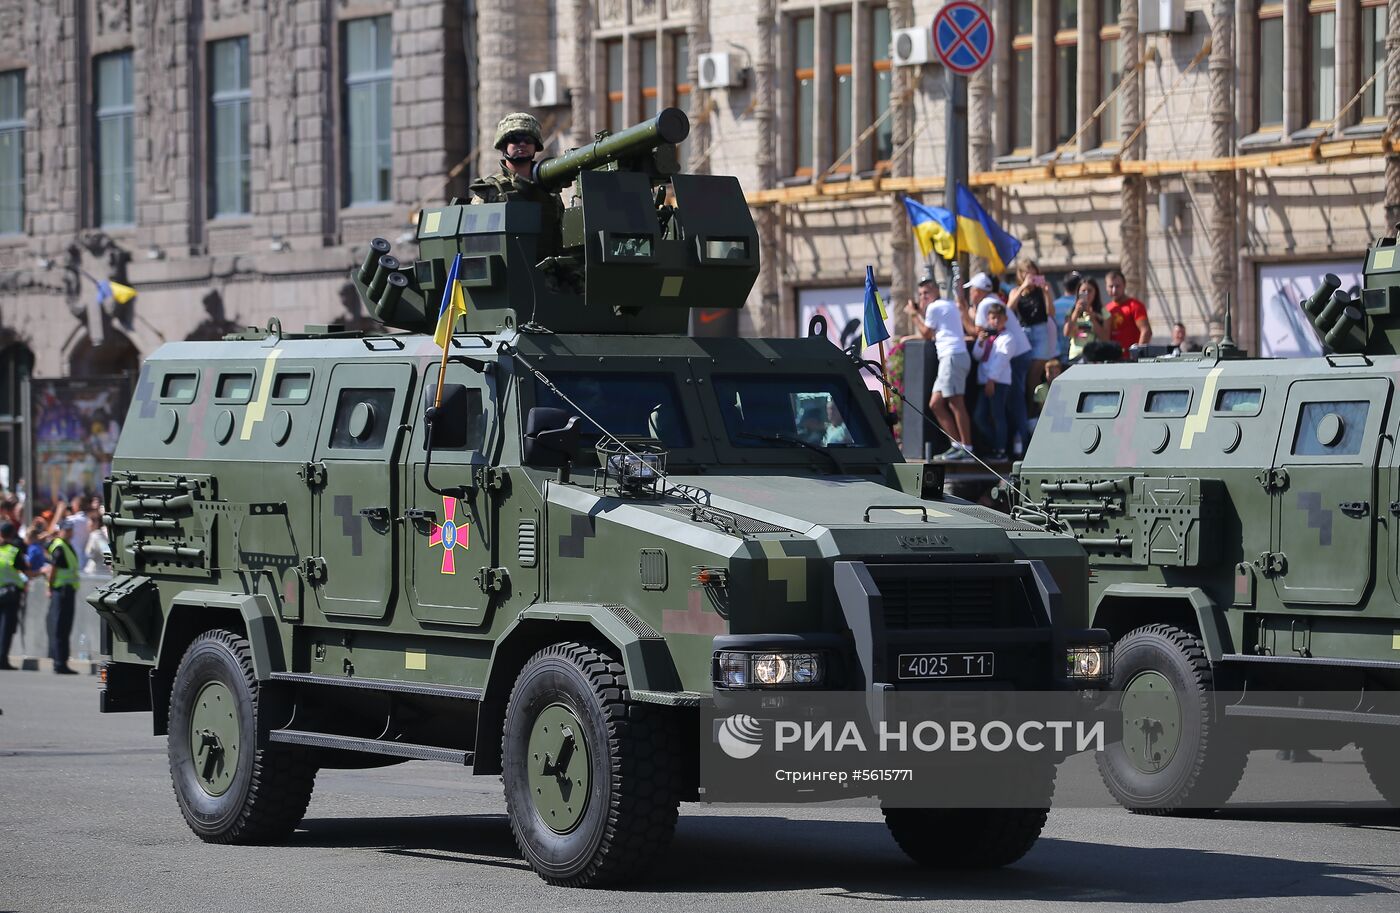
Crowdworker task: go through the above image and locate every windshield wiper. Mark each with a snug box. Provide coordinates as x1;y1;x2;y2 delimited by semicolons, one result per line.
735;431;842;473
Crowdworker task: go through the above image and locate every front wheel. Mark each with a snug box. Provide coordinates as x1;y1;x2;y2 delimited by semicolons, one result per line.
167;629;317;843
501;641;680;887
1095;624;1247;814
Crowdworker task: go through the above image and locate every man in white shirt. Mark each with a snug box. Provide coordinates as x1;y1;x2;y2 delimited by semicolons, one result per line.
904;273;973;459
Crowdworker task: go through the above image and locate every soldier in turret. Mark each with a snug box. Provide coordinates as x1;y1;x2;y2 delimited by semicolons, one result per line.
469;113;564;255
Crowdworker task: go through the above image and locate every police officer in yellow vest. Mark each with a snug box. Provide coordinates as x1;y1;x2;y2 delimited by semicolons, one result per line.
0;522;32;670
46;516;80;674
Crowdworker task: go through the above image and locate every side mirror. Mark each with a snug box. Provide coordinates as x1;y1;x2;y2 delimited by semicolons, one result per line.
523;406;582;468
424;384;474;450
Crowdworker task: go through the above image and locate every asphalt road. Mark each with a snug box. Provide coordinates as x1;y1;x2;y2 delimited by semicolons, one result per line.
3;673;1400;913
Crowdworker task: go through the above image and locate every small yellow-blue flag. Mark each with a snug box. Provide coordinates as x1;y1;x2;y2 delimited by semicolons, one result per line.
862;266;891;350
432;253;467;348
902;197;956;262
955;184;1022;275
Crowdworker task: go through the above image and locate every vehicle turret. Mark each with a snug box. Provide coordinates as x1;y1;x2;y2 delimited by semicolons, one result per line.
1295;223;1400;355
351;107;758;337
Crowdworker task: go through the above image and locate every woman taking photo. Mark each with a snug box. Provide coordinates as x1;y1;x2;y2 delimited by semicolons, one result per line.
1064;276;1116;363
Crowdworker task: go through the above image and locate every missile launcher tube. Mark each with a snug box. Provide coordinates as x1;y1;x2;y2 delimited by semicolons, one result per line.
534;107;690;192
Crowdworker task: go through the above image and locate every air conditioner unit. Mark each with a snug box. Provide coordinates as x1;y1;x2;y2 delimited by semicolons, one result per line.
1140;0;1188;34
528;71;568;108
891;27;933;67
698;52;746;90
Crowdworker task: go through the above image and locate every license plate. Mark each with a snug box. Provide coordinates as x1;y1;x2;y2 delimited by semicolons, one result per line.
897;652;995;680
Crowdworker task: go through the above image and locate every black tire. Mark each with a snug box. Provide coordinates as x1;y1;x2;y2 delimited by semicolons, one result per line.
167;629;317;843
501;641;680;887
1362;740;1400;807
883;807;1049;869
1095;623;1247;814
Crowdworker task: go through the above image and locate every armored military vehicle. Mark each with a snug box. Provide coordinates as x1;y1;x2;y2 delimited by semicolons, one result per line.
93;109;1110;886
1018;231;1400;813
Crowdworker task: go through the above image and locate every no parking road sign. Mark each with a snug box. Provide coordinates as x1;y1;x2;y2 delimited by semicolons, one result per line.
933;2;994;76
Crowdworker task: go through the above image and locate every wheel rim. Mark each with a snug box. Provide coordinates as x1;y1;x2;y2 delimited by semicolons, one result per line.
526;702;591;834
1120;670;1181;774
188;680;240;797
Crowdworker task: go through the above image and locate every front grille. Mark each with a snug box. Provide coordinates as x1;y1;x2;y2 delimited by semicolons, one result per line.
867;564;1039;630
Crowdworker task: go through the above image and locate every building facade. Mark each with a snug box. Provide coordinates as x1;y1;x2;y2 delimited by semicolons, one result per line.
0;1;1396;427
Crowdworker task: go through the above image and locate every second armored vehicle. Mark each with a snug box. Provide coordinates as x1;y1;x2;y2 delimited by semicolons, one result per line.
1019;231;1400;812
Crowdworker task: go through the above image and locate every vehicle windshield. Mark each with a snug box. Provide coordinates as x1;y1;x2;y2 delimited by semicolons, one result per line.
532;372;693;448
712;375;876;449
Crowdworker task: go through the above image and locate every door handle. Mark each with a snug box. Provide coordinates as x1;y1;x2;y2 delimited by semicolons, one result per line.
404;508;436;527
1339;501;1370;518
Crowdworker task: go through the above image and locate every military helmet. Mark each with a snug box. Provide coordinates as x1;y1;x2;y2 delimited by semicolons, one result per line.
494;112;544;151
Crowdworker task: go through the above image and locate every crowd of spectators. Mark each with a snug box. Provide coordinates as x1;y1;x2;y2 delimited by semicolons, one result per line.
0;489;111;576
905;262;1199;462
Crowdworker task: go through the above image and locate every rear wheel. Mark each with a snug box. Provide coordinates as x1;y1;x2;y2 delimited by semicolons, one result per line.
501;641;680;887
883;807;1049;869
1095;624;1247;814
167;629;317;843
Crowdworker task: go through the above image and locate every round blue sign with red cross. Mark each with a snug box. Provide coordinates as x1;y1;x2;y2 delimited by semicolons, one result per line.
933;2;995;76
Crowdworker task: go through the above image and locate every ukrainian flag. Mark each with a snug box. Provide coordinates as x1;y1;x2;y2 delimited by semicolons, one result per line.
862;265;891;350
955;184;1022;275
432;252;468;348
902;197;956;262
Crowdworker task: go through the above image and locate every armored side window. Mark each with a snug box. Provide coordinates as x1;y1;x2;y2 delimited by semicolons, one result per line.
1215;388;1262;415
1145;390;1191;415
160;372;198;403
329;388;395;450
215;372;254;402
1291;401;1370;457
1076;391;1121;417
422;384;484;450
272;371;312;403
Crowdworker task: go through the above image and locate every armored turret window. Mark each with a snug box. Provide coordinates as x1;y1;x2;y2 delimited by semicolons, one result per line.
272;372;313;403
94;52;134;226
1076;390;1121;416
209;37;251;217
1144;390;1190;415
0;70;23;235
1361;1;1388;121
160;373;199;404
1215;388;1263;415
1292;401;1370;456
329;388;395;450
215;372;254;403
343;15;392;206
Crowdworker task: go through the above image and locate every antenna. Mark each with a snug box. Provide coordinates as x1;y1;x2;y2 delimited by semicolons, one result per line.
1214;292;1241;358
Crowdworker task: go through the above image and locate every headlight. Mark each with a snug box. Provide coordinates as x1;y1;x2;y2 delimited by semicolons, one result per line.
715;651;826;688
1066;646;1109;680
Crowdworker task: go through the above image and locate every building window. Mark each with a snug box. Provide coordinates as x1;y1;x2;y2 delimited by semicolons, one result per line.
871;5;893;165
793;14;815;175
209;37;250;217
1053;0;1079;146
1308;3;1336;123
639;36;658;120
95;52;134;226
1257;2;1285;130
671;33;691;165
605;40;624;131
343;15;392;206
1362;1;1388;120
1098;0;1121;146
1010;0;1033;152
831;9;853;171
0;71;22;235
